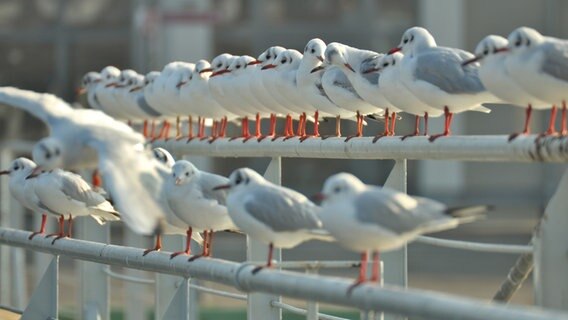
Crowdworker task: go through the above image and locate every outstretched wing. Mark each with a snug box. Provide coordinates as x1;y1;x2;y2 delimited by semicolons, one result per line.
0;87;74;128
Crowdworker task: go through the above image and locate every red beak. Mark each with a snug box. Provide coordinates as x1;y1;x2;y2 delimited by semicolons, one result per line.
495;47;509;53
129;86;143;92
462;56;481;66
344;63;355;72
261;64;276;70
317;56;324;62
310;65;325;73
211;69;230;77
212;184;231;190
388;47;401;55
247;60;262;66
199;68;213;74
26;166;43;180
363;67;379;74
76;87;87;95
0;170;9;175
105;82;117;88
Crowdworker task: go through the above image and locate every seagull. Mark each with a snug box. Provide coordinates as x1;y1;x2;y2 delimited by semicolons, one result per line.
325;42;400;139
125;72;163;134
93;66;122;118
501;27;568;137
213;168;332;273
26;166;120;244
390;27;497;142
297;38;358;139
369;52;444;140
316;172;486;293
78;72;103;111
142;71;167;138
0;158;57;239
0;87;173;236
463;34;550;140
320;65;376;141
165;160;235;259
179;60;238;141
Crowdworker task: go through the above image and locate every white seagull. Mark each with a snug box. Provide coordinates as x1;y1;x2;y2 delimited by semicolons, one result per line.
0;158;57;239
464;34;550;140
165;160;235;259
27;166;120;244
325;42;400;139
213;168;331;273
316;173;486;293
502;27;568;137
391;27;496;142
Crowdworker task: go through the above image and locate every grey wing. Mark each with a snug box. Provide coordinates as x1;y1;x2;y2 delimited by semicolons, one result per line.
331;69;363;99
244;187;321;232
137;95;162;117
60;172;108;207
355;189;446;235
414;49;485;94
199;172;229;205
359;54;381;85
540;41;568;83
0;87;73;126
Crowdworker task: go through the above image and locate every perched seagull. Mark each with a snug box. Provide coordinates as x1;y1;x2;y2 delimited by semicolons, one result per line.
0;87;173;236
109;69;145;121
316;173;486;293
179;60;239;141
0;158;57;239
371;53;444;140
297;38;357;139
320;65;376;140
464;34;550;140
391;27;496;141
502;27;568;136
325;42;400;139
142;148;203;256
27;166;120;244
142;71;167;138
94;66;121;117
165;160;235;259
264;49;320;140
78;72;103;111
125;73;163;126
214;168;331;273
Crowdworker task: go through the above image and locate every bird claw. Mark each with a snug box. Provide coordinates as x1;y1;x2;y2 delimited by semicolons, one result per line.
28;231;44;240
188;254;204;262
170;251;189;259
251;266;264;275
346;280;366;296
50;235;66;245
344;135;360;142
142;248;160;256
428;133;448;142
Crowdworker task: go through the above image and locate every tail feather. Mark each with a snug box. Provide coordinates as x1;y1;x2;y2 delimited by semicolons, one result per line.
444;205;491;224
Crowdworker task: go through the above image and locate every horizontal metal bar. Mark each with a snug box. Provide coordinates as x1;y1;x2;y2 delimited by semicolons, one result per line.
1;227;565;320
0;140;35;153
248;260;360;269
187;283;247;301
101;266;155;285
270;300;349;320
0;304;23;315
415;236;533;254
153;135;568;162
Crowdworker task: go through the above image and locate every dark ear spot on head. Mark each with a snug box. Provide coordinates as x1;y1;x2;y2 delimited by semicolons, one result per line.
245;177;250;184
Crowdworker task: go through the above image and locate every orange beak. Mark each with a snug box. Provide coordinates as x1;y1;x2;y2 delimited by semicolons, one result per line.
247;60;262;66
199;68;213;74
388;47;401;55
212;184;231;190
210;69;230;77
261;64;276;70
344;63;355;72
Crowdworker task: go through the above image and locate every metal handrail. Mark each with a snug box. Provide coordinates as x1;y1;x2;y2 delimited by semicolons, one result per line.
1;227;566;320
415;236;533;254
270;301;349;320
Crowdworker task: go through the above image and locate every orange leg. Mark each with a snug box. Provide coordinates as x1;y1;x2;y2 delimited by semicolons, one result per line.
347;252;368;295
143;234;162;256
28;214;47;240
371;251;380;283
143;120;149;138
345;112;363;142
429;106;453;142
561;101;567;135
188;230;210;262
252;242;274;274
46;215;66;245
372;109;390;143
401;115;421;141
170;227;193;259
544;105;558;136
509;105;533;142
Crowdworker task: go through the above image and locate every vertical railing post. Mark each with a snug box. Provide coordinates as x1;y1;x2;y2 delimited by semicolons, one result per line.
155;235;185;320
21;256;59;320
247;157;282;320
0;148;13;306
305;267;319;320
79;219;110;320
382;159;407;320
534;168;568;310
124;231;151;320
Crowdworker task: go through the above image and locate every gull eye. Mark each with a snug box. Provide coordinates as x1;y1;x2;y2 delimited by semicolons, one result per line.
235;174;243;185
333;186;341;193
515;36;522;47
54;149;60;156
311;49;315;54
266;54;271;59
172;173;175;178
403;38;408;44
217;63;222;68
185;172;189;177
13;165;19;170
392;60;396;66
410;35;414;41
526;39;531;46
236;65;241;69
383;62;388;67
281;58;286;63
45;153;51;160
483;48;489;55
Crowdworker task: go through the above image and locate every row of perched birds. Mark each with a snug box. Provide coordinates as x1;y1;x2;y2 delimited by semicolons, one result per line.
1;148;485;289
80;26;568;143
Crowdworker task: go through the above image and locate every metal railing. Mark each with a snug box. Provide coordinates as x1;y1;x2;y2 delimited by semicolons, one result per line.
1;134;568;319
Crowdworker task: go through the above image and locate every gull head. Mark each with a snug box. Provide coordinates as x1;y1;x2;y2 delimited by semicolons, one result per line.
359;54;382;74
228;55;256;75
464;35;509;66
507;27;544;54
78;72;101;94
210;53;234;77
195;60;213;78
152;147;175;168
171;160;199;186
390;26;436;56
31;137;64;172
214;168;263;192
176;65;194;88
325;43;354;72
378;52;403;72
0;157;36;179
271;49;302;70
100;66;121;84
115;69;138;88
257;46;286;67
318;172;367;203
303;38;326;63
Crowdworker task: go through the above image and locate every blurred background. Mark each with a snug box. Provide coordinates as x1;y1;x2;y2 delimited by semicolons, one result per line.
0;0;567;319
